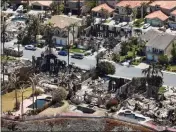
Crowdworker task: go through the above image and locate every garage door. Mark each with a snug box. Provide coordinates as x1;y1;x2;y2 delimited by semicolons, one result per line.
147;53;153;60
151;20;159;26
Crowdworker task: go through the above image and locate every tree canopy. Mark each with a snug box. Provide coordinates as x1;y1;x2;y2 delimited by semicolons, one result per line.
97;61;116;76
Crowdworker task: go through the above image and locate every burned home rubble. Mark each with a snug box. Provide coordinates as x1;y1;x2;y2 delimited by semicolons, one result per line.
1;48;176;131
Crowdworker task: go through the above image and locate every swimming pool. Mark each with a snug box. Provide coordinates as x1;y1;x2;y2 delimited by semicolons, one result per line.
118;112;146;121
11;17;27;22
28;99;49;109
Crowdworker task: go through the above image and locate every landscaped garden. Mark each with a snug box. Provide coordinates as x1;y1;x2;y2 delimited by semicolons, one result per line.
158;86;166;94
133;18;144;28
118;37;145;64
1;55;16;62
2;87;32;112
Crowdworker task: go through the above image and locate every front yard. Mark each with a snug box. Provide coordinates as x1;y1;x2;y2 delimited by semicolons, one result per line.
158;86;166;94
69;48;86;54
133;18;144;28
1;55;16;62
167;65;176;72
2;87;32;112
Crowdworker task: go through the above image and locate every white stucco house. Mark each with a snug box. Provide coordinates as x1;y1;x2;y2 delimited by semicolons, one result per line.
48;15;83;46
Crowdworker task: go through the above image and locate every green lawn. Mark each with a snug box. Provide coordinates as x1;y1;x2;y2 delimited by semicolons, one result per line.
2;87;32;112
1;56;16;62
170;65;176;72
132;61;140;66
158;86;166;94
69;48;86;53
120;51;133;62
133;18;144;28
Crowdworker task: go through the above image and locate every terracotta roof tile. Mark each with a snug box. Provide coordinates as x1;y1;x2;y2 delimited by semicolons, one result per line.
145;10;168;21
31;1;53;6
116;0;149;8
150;1;176;10
92;3;114;13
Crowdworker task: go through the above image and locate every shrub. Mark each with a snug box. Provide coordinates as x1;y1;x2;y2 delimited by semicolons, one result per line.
52;88;67;103
106;99;118;110
112;53;120;63
84;52;91;56
158;55;169;66
97;61;115;76
31;89;43;97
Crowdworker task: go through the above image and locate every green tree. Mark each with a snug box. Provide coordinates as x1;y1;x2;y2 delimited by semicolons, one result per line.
97;61;116;76
125;4;131;23
70;23;78;47
171;42;176;63
85;0;97;9
112;53;120;63
96;51;105;68
142;63;163;78
132;9;137;20
158;55;169;66
1;20;8;84
65;25;72;69
120;41;129;56
10;73;19;111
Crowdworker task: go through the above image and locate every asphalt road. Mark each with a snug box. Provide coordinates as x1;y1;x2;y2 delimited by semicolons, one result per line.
3;39;176;87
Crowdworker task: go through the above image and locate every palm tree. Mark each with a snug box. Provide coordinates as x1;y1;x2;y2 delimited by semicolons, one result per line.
125;5;131;23
65;26;71;70
1;20;7;84
132;9;137;20
10;73;19;110
44;23;55;54
140;2;147;19
142;63;163;78
30;16;41;43
70;23;78;47
29;77;35;110
101;8;109;21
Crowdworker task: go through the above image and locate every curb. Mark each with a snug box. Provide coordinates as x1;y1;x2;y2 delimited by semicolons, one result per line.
162;70;176;75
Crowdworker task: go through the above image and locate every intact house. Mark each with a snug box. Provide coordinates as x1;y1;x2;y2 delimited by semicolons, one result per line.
114;0;150;22
139;29;162;43
168;10;176;28
145;10;169;27
97;0;117;8
145;32;176;61
91;3;115;18
48;15;83;46
30;1;52;10
149;1;176;16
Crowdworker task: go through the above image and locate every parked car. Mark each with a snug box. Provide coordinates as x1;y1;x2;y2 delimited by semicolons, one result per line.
4;47;23;57
171;27;176;31
58;50;68;56
158;26;166;32
55;47;63;51
143;23;150;29
71;53;84;59
24;45;36;50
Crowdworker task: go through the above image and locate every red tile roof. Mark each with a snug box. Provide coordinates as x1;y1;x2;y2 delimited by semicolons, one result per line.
30;1;53;6
145;10;169;21
92;3;114;13
116;0;149;8
150;1;176;10
171;10;176;15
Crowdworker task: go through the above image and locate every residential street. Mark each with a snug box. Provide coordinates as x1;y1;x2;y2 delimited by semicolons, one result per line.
4;39;176;87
